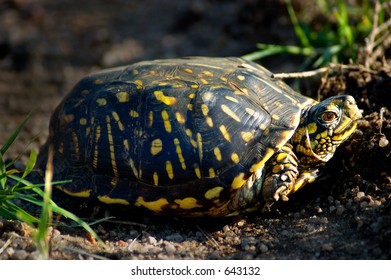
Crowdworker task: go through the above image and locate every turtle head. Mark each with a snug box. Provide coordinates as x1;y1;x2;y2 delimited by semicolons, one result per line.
293;95;362;166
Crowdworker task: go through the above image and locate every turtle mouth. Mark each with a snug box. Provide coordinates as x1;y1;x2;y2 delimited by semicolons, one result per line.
332;118;358;142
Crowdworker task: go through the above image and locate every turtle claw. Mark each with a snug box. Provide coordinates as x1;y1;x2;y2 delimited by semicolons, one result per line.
273;186;290;202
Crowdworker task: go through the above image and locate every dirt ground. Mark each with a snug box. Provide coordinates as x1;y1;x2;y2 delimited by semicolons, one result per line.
0;0;390;260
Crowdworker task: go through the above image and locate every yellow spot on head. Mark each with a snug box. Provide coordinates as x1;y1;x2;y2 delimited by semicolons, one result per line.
135;197;169;212
161;110;172;133
231;153;240;164
214;147;222;161
221;104;241;122
166;160;174;179
98;196;130;205
116;91;130;103
219;125;231;142
307;122;318;134
204;186;224;200
174;197;203;209
151;139;163;155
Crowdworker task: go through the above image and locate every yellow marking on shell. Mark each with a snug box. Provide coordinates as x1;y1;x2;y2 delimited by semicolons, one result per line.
214;147;222;161
58;142;64;154
148;111;153;127
116;91;130;103
175;112;185;123
208;168;216;177
220;76;228;82
194;167;201;179
259;123;267;130
106;115;119;177
221;104;241;122
166;160;174;179
241;131;254;142
129;110;139;118
98;196;130;205
272;114;280;121
174;197;203;209
173;83;184;88
250;147;275;172
129;158;139;179
153;172;159;186
196;133;203;160
79;118;87;125
148;70;158;75
205;186;224;200
151;139;163;155
184;68;193;74
93;125;101;169
94;79;103;84
161;110;172;133
202;70;214;77
201;104;209;116
134;79;143;89
123;139;129;150
187;104;193;111
81;89;90;95
63;114;75;124
206;116;213;127
158;82;168;86
204;91;213;101
307;122;318;134
60;187;91;198
225;96;239;103
237;75;245;81
154;90;177;105
200;78;209;84
219;125;231;142
188;93;196;99
231;153;240;164
71;131;80;160
186;129;197;148
231;172;246;189
174;138;186;170
96;98;107;106
191;84;199;89
135;197;169;212
112;111;125;131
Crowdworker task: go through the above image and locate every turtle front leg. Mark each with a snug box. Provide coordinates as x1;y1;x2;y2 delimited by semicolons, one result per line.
261;144;321;211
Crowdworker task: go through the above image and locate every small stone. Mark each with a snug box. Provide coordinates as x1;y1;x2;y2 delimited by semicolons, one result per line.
222;225;230;233
259;243;268;253
237;219;246;227
166;233;184;242
27;251;41;260
320;217;329;224
356;192;365;199
11;250;28;260
315;206;323;213
321;243;333;252
329;205;336;212
164;243;176;255
147;236;157;245
336;205;345;215
379;136;389;148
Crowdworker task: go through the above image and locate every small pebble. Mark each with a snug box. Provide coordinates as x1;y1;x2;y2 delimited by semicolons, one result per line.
164;243;176;255
222;225;230;233
11;250;28;260
356;192;365;199
336;205;345;215
259;243;268;253
147;236;157;245
166;233;184;242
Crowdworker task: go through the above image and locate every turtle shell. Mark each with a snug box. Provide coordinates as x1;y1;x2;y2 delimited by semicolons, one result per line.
37;57;316;216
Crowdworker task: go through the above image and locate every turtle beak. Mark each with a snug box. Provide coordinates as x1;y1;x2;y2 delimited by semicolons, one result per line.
344;95;362;121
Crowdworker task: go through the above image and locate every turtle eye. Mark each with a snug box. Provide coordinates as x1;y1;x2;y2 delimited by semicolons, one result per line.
319;111;338;122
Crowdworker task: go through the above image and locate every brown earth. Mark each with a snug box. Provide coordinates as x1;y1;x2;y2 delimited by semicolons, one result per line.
0;0;390;260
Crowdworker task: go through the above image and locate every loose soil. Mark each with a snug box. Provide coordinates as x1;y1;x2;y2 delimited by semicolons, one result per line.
0;0;390;260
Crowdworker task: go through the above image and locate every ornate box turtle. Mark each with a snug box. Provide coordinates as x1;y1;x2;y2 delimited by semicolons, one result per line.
36;57;362;216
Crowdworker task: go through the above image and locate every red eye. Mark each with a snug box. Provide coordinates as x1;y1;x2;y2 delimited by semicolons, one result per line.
321;112;338;122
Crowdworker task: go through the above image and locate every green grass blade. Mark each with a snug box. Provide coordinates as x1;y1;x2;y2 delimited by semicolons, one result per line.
0;200;40;224
285;0;311;48
0;112;32;156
